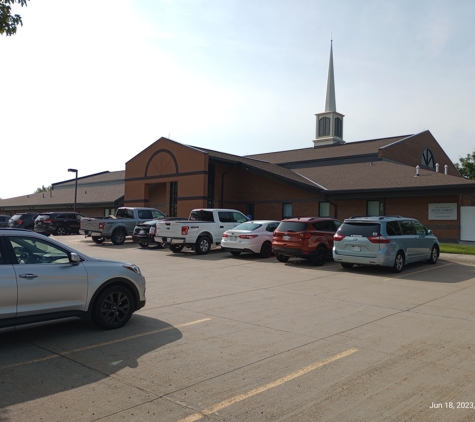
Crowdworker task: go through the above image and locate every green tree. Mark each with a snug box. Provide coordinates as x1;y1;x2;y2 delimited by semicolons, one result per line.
455;151;475;180
1;0;29;36
35;185;51;193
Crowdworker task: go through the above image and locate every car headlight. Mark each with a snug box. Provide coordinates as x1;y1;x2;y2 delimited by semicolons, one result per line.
123;264;141;275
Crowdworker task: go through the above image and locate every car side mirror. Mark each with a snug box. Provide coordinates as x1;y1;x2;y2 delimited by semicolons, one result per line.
427;229;433;235
70;252;80;264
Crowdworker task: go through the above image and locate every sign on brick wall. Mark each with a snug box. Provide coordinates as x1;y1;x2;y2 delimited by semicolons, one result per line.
428;203;457;220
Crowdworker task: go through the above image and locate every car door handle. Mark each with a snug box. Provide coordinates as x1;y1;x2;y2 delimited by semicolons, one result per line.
220;226;224;228
19;273;39;279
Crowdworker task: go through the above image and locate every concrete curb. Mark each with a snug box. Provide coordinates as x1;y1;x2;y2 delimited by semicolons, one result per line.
439;252;475;266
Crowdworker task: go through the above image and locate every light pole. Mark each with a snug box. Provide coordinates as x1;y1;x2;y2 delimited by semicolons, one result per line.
68;168;78;212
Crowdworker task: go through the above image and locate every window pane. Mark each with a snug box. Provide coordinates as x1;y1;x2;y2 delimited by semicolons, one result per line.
400;221;415;235
9;236;70;264
319;202;330;217
282;203;292;218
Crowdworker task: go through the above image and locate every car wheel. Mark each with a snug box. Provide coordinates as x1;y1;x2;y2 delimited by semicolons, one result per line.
230;251;241;256
196;236;211;255
111;229;126;245
259;241;272;258
92;236;105;244
311;245;327;266
276;253;289;263
170;244;184;253
392;251;405;273
427;246;439;264
341;263;354;269
138;242;149;248
55;226;67;236
92;286;135;330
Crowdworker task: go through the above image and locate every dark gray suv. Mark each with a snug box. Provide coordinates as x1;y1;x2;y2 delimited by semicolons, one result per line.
0;215;10;228
8;213;38;230
333;216;439;273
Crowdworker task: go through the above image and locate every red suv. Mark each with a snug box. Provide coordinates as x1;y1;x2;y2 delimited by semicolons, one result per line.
272;217;341;266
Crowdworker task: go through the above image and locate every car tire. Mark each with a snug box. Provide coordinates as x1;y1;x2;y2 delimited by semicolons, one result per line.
138;242;149;248
92;285;135;330
276;253;289;263
427;246;439;264
170;244;184;253
92;236;105;244
392;251;405;273
341;263;354;269
55;226;67;236
196;236;211;255
311;245;327;266
259;241;272;258
230;251;241;256
111;229;126;245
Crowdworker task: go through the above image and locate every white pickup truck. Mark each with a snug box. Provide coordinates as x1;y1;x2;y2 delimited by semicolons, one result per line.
154;208;249;254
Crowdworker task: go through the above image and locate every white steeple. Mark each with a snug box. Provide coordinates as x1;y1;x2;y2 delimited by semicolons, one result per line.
325;41;336;112
313;41;345;148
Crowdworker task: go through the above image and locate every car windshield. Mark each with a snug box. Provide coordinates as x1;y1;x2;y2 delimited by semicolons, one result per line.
338;222;381;237
277;222;308;232
232;222;262;231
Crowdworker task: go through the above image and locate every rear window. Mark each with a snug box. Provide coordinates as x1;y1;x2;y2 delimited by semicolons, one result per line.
338;222;381;237
190;210;214;222
233;222;261;231
276;222;308;232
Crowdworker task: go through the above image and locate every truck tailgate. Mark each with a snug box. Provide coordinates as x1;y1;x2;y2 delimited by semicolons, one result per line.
80;218;101;232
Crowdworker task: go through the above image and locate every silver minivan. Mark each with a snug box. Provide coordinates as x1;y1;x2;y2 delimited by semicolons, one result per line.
332;216;439;272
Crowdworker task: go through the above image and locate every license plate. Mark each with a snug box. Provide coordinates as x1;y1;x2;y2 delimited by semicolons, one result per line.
283;235;291;241
231;236;237;241
140;230;145;234
352;245;361;251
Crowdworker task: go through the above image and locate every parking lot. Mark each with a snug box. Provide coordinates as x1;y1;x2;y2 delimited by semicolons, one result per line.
2;236;475;422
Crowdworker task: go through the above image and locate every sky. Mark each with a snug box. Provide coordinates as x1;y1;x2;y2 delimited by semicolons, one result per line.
1;0;474;199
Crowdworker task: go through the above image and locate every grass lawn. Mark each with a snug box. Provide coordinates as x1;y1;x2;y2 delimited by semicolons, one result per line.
440;243;475;255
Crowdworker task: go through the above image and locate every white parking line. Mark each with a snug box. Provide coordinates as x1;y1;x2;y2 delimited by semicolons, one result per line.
179;348;359;422
0;318;211;370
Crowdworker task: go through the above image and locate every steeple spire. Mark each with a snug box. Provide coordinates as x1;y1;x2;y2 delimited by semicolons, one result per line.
325;40;336;112
313;40;345;148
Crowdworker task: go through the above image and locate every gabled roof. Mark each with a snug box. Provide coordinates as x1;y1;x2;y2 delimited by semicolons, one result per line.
295;161;475;192
0;171;124;210
246;135;411;164
193;147;324;189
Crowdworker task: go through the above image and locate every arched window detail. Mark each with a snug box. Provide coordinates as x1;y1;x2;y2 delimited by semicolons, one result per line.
334;117;342;138
318;117;330;137
421;148;435;169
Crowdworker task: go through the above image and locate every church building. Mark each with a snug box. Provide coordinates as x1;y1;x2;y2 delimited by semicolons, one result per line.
2;44;475;242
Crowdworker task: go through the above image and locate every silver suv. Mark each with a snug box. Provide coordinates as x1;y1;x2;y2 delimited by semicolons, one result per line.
0;228;146;332
333;216;439;273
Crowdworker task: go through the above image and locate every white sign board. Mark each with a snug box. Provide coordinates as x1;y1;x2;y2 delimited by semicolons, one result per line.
428;203;457;220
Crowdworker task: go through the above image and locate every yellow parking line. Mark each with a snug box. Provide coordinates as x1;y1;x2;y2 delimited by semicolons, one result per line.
179;348;359;422
383;263;452;281
0;318;211;370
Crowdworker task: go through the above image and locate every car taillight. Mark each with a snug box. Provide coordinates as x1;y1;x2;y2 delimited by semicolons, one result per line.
333;233;345;241
239;235;258;239
17;219;23;225
368;235;391;244
99;222;106;230
222;233;229;238
44;219;52;223
299;233;311;239
182;226;189;235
